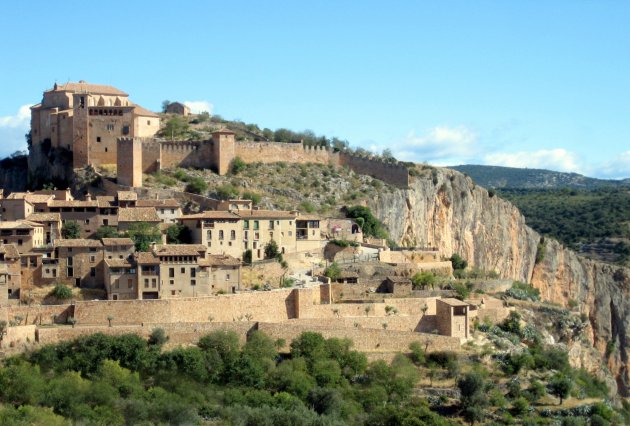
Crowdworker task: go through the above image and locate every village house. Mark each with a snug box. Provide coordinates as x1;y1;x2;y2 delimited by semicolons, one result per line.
0;220;45;253
436;298;472;340
165;102;191;116
52;239;104;288
0;244;21;300
135;199;181;223
26;212;62;245
117;207;161;232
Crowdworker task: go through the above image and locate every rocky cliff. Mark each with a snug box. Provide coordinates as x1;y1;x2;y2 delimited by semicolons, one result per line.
370;167;630;396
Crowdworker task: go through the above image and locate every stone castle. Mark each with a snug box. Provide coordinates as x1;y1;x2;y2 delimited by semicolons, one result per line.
30;81;411;189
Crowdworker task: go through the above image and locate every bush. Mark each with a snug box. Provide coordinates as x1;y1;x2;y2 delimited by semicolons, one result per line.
449;254;467;271
329;239;358;248
61;221;81;239
230;157;246;174
50;284;72;300
216;184;239;200
264;240;280;259
409;342;425;366
345;206;388;239
324;262;341;280
148;328;169;346
506;281;540;301
411;272;436;290
241;191;261;205
184;177;208;194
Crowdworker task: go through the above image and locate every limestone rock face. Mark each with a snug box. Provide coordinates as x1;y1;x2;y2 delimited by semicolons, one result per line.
369;167;630;396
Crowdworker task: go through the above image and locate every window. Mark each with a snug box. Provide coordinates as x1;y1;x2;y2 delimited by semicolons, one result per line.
122;125;130;135
180;267;185;274
253;221;259;230
254;232;260;240
170;280;174;285
17;239;22;246
171;290;176;295
152;278;157;288
96;136;101;142
107;124;114;131
169;268;174;278
288;231;292;237
90;255;96;263
191;268;196;277
90;267;96;277
67;267;74;277
244;230;249;240
128;279;133;288
230;230;236;240
144;278;149;288
191;280;196;286
105;148;108;152
269;220;274;230
226;274;231;281
244;220;249;229
219;230;224;240
171;209;175;214
206;230;212;240
103;219;109;226
147;120;151;125
85;219;90;225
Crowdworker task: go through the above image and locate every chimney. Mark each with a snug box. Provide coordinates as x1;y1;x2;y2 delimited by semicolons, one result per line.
85;193;92;201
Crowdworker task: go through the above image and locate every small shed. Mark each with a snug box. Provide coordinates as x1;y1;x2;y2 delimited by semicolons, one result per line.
436;298;471;339
166;102;191;116
384;276;412;295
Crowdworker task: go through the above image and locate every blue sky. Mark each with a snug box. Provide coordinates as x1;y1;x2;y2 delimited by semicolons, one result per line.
1;1;629;178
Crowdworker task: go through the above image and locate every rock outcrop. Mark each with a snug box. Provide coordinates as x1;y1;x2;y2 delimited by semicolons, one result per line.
370;167;630;396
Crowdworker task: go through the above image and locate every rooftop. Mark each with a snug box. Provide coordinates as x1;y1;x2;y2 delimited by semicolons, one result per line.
439;298;470;307
0;244;20;259
48;81;128;96
136;252;159;265
136;199;180;208
48;200;99;208
153;244;207;257
101;238;135;246
26;213;61;222
236;209;297;220
201;254;241;267
132;103;159;118
54;239;103;248
0;220;43;229
117;191;138;201
181;211;240;220
105;259;134;268
118;207;160;222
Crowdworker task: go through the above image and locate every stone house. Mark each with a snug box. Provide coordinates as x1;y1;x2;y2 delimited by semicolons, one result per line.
26;212;62;245
136;199;182;223
52;239;104;288
30;81;160;169
165;102;191;116
104;259;138;301
384;276;413;296
436;298;472;340
117;207;161;231
0;244;21;300
0;221;45;253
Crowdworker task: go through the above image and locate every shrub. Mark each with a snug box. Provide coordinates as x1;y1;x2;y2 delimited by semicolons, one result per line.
148;328;169;346
329;239;358;248
299;201;315;213
409;342;425;366
50;284;72;300
216;184;239;200
449;254;467;271
411;271;436;290
324;262;341;280
264;240;279;259
506;281;540;301
61;221;81;239
230;156;246;174
241;191;261;205
185;177;208;194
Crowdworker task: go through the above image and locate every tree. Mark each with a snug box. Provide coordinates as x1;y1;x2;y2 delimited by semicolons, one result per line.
215;184;239;200
160;115;190;140
50;284;72;300
148;328;169;346
458;371;489;425
243;249;252;264
241;191;261;205
548;374;572;405
95;226;120;239
264;240;279;259
126;222;161;251
411;271;436;290
230;157;246;174
166;223;191;244
450;254;468;271
184;177;208;195
161;100;170;112
324;262;341;280
345;206;388;239
61;221;81;239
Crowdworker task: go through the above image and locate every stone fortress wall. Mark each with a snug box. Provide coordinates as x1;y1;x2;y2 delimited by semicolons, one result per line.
118;133;411;189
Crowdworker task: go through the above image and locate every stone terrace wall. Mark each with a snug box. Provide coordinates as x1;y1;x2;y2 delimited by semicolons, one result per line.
72;289;298;325
8;304;74;325
235;142;338;166
258;322;460;353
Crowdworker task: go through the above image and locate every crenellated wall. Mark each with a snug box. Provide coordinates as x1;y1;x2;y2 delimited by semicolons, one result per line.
118;136;410;189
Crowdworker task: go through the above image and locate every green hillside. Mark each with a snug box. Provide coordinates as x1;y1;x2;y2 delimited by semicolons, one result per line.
451;165;630;190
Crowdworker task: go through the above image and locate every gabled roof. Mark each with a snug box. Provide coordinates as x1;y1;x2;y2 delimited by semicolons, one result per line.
5;192;53;204
200;254;241;267
132;104;159;118
180;211;240;220
0;220;43;229
48;200;99;208
49;82;128;96
153;244;207;257
136;199;180;208
101;238;134;246
117;191;138;201
105;259;134;268
117;207;160;222
0;244;20;259
26;213;61;222
54;239;103;248
236;209;297;220
136;252;160;265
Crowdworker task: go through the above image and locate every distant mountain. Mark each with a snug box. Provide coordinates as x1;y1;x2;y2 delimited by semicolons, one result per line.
449;164;630;189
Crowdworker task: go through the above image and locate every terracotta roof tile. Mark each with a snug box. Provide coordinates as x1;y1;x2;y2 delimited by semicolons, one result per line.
50;82;128;96
132;104;159;118
0;244;20;259
54;239;103;248
180;211;240;220
118;207;160;222
101;238;134;246
0;221;42;229
136;199;180;208
26;213;61;222
117;191;138;201
153;244;207;256
136;252;160;265
48;200;99;208
236;210;297;220
105;259;134;268
203;254;241;267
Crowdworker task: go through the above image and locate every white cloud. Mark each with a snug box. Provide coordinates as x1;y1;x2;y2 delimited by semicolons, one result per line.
0;105;32;157
597;151;630;179
183;101;213;114
483;149;582;173
0;104;32;128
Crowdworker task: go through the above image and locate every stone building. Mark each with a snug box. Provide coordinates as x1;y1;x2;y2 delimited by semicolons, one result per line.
30;81;160;170
436;298;472;340
165;102;190;116
0;221;45;253
0;245;22;300
51;239;104;288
